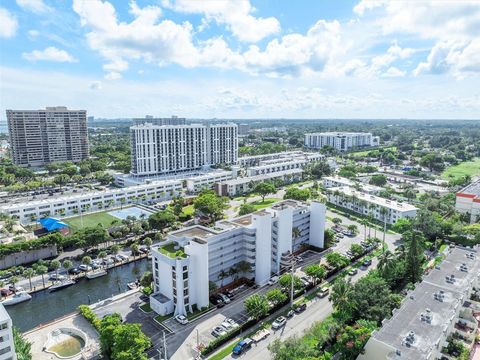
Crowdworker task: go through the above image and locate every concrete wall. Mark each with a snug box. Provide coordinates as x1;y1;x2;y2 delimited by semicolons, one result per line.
0;245;57;269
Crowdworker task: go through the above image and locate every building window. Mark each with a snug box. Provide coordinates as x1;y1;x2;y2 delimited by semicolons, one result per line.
0;335;9;343
0;346;11;356
0;323;7;330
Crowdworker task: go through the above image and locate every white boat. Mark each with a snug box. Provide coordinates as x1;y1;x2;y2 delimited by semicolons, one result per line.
86;269;107;279
49;279;76;292
2;291;32;306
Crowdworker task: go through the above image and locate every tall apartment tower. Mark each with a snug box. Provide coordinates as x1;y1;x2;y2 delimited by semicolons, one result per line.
130;122;238;176
132;115;186;126
6;107;89;167
0;303;17;360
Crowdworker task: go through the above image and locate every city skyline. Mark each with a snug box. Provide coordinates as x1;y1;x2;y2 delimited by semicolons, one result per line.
0;0;479;119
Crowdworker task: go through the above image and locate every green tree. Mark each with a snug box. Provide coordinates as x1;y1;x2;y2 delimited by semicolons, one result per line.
236;261;252;277
13;327;32;360
193;191;229;221
266;288;288;307
279;273;303;290
50;260;61;280
217;269;228;287
82;256;92;272
140;271;153;288
111;323;151;360
304;264;326;285
99;313;123;356
405;232;423;284
332;217;342;225
369;174;387;186
143;237;153;248
254;181;276;202
337;320;376;359
330;277;353;319
238;203;256;216
148;209;176;230
62;260;73;278
283;187;310;201
36;265;48;288
349;243;364;257
391;218;412;234
244;294;270;320
130;243;139;260
111;244;120;255
325;252;349;269
22;268;35;291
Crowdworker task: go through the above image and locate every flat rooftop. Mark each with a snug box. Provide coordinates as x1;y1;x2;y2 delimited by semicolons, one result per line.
171;226;217;240
151;292;171;304
231;215;253;226
220;168;303;186
459;180;480;196
369;246;480;359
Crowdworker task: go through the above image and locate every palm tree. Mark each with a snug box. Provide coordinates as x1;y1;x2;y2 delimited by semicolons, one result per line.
62;260;73;278
50;260;61;281
23;269;35;291
131;243;139;260
379;207;389;253
98;251;107;268
292;227;301;241
143;237;153;249
9;276;19;292
359;218;368;241
236;261;252;278
329;277;352;315
217;270;228;287
378;250;395;274
111;245;120;255
82;256;92;272
228;266;239;281
36;265;48;288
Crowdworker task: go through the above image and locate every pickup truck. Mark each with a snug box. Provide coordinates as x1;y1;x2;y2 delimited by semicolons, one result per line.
251;329;270;343
232;338;254;355
316;287;330;298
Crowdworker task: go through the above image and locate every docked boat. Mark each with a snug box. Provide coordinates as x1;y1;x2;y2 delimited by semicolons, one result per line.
86;269;107;279
2;291;32;306
49;279;76;292
127;282;137;290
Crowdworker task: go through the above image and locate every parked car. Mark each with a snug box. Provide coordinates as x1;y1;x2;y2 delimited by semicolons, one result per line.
221;318;238;330
300;276;313;286
363;259;372;267
336;233;345;239
267;276;279;286
102;258;114;266
116;254;128;261
174;314;188;325
68;268;81;275
49;273;65;281
211;326;227;337
272;316;287;330
348;268;358;276
232;338;253;355
79;264;92;272
218;293;231;304
286;309;295;318
316;287;330;298
139;247;149;254
210;295;225;307
224;290;235;298
294;303;307;313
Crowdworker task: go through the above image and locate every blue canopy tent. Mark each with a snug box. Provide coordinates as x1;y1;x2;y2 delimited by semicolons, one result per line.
38;217;69;232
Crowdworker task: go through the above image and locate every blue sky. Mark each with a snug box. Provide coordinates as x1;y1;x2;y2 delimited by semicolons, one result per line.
0;0;479;119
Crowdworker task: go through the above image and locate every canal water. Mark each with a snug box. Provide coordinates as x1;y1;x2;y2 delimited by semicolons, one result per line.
8;258;151;332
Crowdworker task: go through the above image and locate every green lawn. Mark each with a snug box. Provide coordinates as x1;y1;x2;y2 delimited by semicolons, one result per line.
250;198;280;210
349;146;397;158
140;303;152;313
154;313;173;323
208;340;240;360
182;205;194;216
159;243;186;258
441;157;480;181
64;211;118;232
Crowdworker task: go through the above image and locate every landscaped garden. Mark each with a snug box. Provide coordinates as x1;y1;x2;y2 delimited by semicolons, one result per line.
441;157;480;181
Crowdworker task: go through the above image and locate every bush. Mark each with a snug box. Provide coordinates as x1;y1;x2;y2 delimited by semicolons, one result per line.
78;305;100;330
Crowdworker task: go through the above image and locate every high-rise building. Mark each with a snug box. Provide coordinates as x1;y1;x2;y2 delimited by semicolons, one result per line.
238;123;250;135
304;132;379;151
0;303;16;360
6;107;89;167
133;115;186;126
130;123;238;176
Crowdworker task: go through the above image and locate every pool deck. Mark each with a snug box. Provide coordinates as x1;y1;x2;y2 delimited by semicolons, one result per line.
24;313;100;360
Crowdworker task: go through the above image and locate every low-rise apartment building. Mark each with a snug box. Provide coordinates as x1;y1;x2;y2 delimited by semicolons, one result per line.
304;132;379;152
150;200;326;316
237;151;304;167
359;246;480;360
326;186;417;224
247;159;306;176
0;304;16;360
214;169;303;197
185;168;239;194
0;180;182;223
455;180;480;223
322;176;383;194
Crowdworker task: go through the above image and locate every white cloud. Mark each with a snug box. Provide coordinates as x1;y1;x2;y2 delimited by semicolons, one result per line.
0;8;18;38
382;67;406;78
104;72;122;80
22;46;77;62
163;0;280;42
16;0;51;13
28;29;40;39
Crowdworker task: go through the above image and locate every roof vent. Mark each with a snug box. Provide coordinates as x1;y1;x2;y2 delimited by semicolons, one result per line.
434;291;445;302
460;264;468;272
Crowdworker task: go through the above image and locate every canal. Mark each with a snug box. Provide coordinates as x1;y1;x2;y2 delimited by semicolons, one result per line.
8;258;151;332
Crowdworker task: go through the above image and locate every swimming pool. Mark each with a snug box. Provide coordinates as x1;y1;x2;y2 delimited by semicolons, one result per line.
108;206;154;220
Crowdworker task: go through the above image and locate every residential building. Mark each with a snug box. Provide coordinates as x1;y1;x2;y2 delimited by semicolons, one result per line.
0;303;16;360
130;123;238;176
150;199;326;316
304;132;379;151
215;169;303;197
133;115;186;126
326;186;417;224
455;180;480;223
247;159;306;176
237;151;304;167
322;176;383;194
359;246;480;360
238;123;250;135
185;168;239;194
6;106;89;167
0;180;182;223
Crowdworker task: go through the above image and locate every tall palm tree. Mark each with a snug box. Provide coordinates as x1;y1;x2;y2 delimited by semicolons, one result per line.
131;243;139;261
360;218;368;241
236;261;252;278
50;260;61;281
98;251;107;268
329;277;352;314
378;250;395;274
217;270;228;287
36;265;48;288
228;267;239;281
62;260;73;278
292;227;301;241
82;256;92;273
23;269;35;291
379;207;389;253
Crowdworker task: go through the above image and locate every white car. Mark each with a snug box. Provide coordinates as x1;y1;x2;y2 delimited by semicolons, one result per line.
272;316;287;330
174;314;188;325
267;276;279;286
79;264;92;272
117;254;128;261
219;293;231;304
211;326;227;337
221;318;238;330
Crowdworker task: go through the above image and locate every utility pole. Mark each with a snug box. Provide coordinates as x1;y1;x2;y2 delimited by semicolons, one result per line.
290;258;295;306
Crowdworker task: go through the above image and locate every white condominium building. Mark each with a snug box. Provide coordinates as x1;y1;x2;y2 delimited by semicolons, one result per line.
304;132;379;151
322;176;383;194
130;123;238;176
133;115;186;126
185;168;239;194
215;168;303;197
0;304;16;360
0;180;182;224
455;180;480;223
247;159;306;176
359;246;480;360
6;107;89;167
326;186;417;224
150;200;326;316
237;151;304;167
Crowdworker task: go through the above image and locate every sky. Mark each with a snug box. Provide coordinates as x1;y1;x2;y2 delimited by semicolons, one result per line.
0;0;479;119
